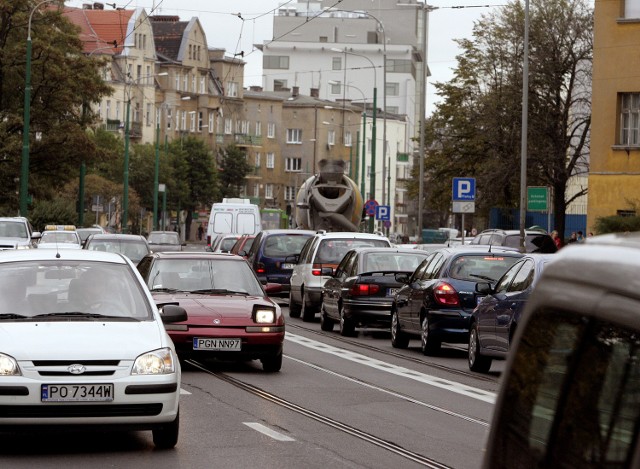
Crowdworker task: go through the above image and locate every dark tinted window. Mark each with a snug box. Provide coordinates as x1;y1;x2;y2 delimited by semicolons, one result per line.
490;309;640;468
494;260;523;293
507;259;534;292
448;255;520;282
315;239;389;264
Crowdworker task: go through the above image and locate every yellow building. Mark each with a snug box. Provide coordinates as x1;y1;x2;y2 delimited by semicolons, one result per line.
589;0;640;230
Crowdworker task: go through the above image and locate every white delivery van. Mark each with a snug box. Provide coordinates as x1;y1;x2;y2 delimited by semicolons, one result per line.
206;198;261;251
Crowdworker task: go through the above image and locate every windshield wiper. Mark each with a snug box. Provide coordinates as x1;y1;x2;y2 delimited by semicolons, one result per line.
33;312;139;321
189;289;250;296
0;313;30;320
150;287;181;293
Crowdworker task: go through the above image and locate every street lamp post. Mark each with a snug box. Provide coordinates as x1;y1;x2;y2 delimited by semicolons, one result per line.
20;0;60;216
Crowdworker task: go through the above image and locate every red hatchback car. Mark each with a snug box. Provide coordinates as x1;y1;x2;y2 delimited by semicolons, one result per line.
137;252;284;372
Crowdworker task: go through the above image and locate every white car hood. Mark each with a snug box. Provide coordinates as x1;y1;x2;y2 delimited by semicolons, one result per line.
0;321;166;361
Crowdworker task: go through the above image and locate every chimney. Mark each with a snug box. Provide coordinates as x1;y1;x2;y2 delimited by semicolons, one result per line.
291;86;299;97
310;88;319;98
250;86;263;92
82;3;93;9
93;2;104;9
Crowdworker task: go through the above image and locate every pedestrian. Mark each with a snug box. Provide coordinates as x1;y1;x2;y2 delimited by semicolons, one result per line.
551;230;562;250
577;231;585;243
567;232;578;244
197;223;204;241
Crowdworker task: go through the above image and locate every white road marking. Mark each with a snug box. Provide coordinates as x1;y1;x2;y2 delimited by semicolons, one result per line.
285;332;496;404
180;388;191;395
243;422;296;441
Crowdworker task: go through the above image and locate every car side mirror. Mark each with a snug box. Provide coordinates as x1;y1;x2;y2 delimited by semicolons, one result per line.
159;304;187;323
284;254;299;264
321;267;334;276
239;250;248;257
394;273;410;284
476;282;492;294
265;283;283;294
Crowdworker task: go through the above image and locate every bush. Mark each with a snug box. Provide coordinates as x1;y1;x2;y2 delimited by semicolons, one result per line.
30;198;77;232
593;215;640;235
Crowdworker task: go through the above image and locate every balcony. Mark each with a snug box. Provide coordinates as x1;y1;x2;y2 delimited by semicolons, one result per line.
102;119;121;132
245;166;262;179
234;134;263;147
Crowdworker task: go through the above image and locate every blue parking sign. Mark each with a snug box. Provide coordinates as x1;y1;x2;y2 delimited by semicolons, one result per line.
452;178;476;201
375;205;390;221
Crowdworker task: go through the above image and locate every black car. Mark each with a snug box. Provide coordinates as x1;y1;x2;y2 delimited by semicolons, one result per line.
320;247;430;336
470;229;557;253
468;253;556;372
391;246;523;355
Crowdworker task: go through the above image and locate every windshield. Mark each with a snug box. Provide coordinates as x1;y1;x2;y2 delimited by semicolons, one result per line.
86;239;149;263
147;258;264;295
0;260;152;320
40;231;79;245
0;221;28;239
316;239;389;264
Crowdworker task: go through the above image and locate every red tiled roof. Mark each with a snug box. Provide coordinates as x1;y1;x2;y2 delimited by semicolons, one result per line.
64;7;134;55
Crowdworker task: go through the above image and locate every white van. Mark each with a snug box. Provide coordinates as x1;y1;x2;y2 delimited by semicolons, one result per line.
206;198;261;251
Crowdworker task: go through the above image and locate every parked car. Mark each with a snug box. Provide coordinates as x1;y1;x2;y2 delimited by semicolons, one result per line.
0;249;186;448
288;231;392;321
37;225;82;249
0;216;40;250
229;234;256;258
470;228;557;253
321;247;430;336
246;229;315;297
84;234;151;264
137;252;285;372
483;232;640;469
147;231;185;252
467;253;556;372
391;246;523;355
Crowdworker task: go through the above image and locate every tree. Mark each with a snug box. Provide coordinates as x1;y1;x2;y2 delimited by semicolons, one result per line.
414;0;592;235
0;1;112;215
218;144;251;200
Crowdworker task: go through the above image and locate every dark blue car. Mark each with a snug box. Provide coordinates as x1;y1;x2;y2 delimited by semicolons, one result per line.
467;253;556;372
246;229;315;296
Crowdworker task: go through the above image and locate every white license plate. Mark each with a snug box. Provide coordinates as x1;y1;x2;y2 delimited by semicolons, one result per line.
476;296;485;305
387;288;398;297
281;263;294;270
41;384;114;402
193;338;241;351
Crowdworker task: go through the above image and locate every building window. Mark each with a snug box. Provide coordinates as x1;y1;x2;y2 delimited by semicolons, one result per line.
328;130;336;146
224;118;232;135
253;184;260;198
145;103;152;126
387;106;399;114
331;81;341;95
175;73;180;91
268;123;276;138
241;120;249;134
263;55;290;69
255;121;262;136
227;81;239;97
208;112;214;133
344;131;352;147
188;44;192;60
625;0;640;18
136;64;141;81
617;209;637;217
133;102;140;123
200;77;206;94
273;79;288;91
255;153;261;168
285;186;296;201
106;100;111;119
286;128;302;143
332;56;342;70
166;108;172;129
189;112;195;132
285;158;302;172
183;74;188;91
266;153;275;169
146;65;151;84
192;75;196;93
265;184;274;199
620;93;640;146
386;82;400;96
367;138;372;153
198;112;203;132
385;59;412;73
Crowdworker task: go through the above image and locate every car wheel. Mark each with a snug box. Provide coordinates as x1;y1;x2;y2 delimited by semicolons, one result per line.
301;291;317;322
420;314;440;355
320;304;335;332
390;308;409;349
339;307;356;337
468;325;492;373
261;349;283;372
152;410;180;449
288;289;301;318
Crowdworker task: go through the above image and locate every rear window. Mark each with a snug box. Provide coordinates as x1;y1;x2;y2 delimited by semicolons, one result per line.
263;234;313;258
363;252;425;272
219;237;239;251
448;255;520;282
504;234;556;253
315;238;389;264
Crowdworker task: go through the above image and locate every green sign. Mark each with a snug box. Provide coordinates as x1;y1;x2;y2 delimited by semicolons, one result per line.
527;186;549;211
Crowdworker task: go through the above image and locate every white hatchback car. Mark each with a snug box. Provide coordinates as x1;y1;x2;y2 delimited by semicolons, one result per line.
288;231;391;321
0;249;186;448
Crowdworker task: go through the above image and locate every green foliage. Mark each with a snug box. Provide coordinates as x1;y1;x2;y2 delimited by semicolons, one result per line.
219;144;251;200
594;216;640;235
30;198;77;232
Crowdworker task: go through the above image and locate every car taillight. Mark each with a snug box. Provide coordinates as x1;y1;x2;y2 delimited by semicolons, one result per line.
312;264;323;276
206;235;211;247
349;284;380;296
433;282;459;306
256;262;266;274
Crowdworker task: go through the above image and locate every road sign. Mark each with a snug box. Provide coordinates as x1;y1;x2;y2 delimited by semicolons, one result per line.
452;201;475;213
527;186;549;211
375;205;390;221
383;220;391;228
452;177;476;201
91;204;103;212
364;199;379;216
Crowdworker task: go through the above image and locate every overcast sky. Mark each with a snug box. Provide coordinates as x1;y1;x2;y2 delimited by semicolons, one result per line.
67;1;505;115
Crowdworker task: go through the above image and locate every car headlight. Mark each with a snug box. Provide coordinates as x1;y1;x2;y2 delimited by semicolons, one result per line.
0;353;21;376
255;308;276;324
131;348;176;375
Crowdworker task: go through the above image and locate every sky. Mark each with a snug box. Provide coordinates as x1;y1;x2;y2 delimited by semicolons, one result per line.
66;1;505;115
